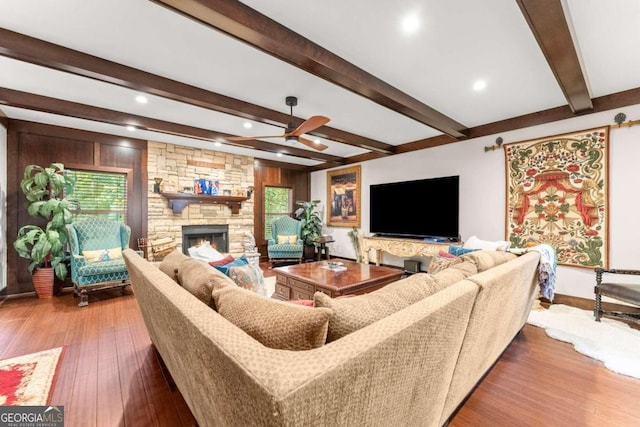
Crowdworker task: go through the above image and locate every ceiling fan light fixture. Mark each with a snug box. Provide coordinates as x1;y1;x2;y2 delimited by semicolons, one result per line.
285;135;298;143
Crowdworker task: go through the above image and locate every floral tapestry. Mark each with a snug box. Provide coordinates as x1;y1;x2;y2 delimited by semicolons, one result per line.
504;127;609;268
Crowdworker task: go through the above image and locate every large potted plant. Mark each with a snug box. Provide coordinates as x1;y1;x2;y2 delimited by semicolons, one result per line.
13;163;76;298
295;200;323;261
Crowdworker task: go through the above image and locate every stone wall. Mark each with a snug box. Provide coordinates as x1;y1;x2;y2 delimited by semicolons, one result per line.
146;141;254;260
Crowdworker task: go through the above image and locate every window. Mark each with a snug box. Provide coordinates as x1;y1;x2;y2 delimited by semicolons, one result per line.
264;186;293;240
67;170;127;223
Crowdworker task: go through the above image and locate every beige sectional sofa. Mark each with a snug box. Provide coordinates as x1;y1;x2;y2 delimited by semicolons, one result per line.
123;248;541;427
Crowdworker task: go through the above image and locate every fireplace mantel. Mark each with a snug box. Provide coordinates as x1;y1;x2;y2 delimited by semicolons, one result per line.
160;193;249;214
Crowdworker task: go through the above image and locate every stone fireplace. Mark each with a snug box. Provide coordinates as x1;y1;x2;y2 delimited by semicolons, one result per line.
182;224;229;254
145;141;255;260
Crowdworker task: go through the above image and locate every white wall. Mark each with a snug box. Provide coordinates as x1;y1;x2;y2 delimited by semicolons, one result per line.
313;103;640;301
0;121;7;292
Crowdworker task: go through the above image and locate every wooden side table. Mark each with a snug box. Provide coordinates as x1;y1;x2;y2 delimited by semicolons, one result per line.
314;236;334;261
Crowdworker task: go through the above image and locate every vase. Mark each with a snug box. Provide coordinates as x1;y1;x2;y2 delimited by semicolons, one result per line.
32;267;54;298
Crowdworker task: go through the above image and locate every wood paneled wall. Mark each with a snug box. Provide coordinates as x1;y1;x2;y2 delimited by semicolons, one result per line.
6;120;148;294
252;160;310;259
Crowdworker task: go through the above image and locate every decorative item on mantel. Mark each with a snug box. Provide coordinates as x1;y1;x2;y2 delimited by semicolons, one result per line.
243;231;260;265
153;177;163;193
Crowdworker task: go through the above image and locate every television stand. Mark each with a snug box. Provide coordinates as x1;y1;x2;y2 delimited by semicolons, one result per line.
361;236;457;266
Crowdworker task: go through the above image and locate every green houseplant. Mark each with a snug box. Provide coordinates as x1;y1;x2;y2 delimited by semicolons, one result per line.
13;163;76;298
295;200;323;260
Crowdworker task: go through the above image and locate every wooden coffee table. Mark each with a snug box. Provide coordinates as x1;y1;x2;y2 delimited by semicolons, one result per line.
272;260;403;301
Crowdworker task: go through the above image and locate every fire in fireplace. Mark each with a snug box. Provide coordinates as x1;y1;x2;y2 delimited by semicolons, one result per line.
182;224;229;255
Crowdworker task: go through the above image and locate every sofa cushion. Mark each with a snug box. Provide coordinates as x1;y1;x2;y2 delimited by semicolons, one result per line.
158;249;188;283
432;261;478;284
177;257;237;306
211;285;331;350
461;250;518;272
228;263;267;296
314;272;458;342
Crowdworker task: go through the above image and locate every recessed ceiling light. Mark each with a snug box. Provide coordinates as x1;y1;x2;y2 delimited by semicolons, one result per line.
135;95;148;104
126;125;136;132
276;153;283;157
313;138;321;145
213;141;222;147
243;122;253;129
402;13;420;34
473;80;487;91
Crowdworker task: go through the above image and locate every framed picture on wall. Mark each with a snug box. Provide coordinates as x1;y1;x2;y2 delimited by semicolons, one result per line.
327;165;361;227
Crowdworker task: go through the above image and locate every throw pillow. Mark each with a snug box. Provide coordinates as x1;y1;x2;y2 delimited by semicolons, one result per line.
82;247;122;263
314;273;450;342
427;255;463;274
188;241;225;262
213;255;249;276
211;285;332;350
438;249;458;259
209;254;235;267
228;263;267;296
276;235;297;244
158;249;188;283
177;257;236;306
462;235;510;251
448;245;479;257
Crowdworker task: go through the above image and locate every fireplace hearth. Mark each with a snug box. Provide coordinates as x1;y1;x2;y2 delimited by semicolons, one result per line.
182;224;229;254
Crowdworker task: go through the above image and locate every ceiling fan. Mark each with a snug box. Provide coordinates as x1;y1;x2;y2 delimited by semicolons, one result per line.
226;96;330;151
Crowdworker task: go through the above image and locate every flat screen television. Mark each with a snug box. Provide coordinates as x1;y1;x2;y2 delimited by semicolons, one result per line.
369;175;459;240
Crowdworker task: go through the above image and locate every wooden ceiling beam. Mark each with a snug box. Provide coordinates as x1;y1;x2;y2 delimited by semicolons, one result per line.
0;87;345;165
517;0;593;113
151;0;468;138
0;28;393;154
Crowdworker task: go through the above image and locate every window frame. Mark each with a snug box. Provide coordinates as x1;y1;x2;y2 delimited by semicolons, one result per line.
65;164;133;224
263;184;294;241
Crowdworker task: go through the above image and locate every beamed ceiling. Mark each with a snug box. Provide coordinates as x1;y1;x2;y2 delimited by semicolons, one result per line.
1;0;640;170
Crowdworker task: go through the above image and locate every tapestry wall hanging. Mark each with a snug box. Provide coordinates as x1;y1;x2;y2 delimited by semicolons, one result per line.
504;127;609;268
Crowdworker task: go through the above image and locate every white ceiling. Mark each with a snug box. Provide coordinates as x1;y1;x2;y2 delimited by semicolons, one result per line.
2;0;640;167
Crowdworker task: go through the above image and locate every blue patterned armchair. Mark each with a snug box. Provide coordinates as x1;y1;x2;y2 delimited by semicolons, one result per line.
267;216;304;268
66;217;132;307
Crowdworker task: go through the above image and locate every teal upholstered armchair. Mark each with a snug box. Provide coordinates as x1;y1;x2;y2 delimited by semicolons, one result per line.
267;216;304;268
66;217;132;307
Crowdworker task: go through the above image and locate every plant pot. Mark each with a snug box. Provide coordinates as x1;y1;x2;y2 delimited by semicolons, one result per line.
32;267;54;299
303;245;316;261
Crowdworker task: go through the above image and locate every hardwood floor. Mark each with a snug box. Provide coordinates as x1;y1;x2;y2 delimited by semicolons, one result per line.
1;277;639;426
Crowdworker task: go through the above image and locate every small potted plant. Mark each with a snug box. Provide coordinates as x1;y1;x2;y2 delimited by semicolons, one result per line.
13;163;76;298
295;200;323;261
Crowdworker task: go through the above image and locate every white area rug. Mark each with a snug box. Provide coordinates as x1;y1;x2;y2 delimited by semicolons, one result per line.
264;276;275;298
527;304;640;379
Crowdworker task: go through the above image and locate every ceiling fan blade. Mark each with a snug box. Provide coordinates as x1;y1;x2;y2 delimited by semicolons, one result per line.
298;136;328;151
226;134;283;141
288;115;330;136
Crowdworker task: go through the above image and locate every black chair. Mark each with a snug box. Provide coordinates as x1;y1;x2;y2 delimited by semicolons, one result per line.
594;268;640;325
